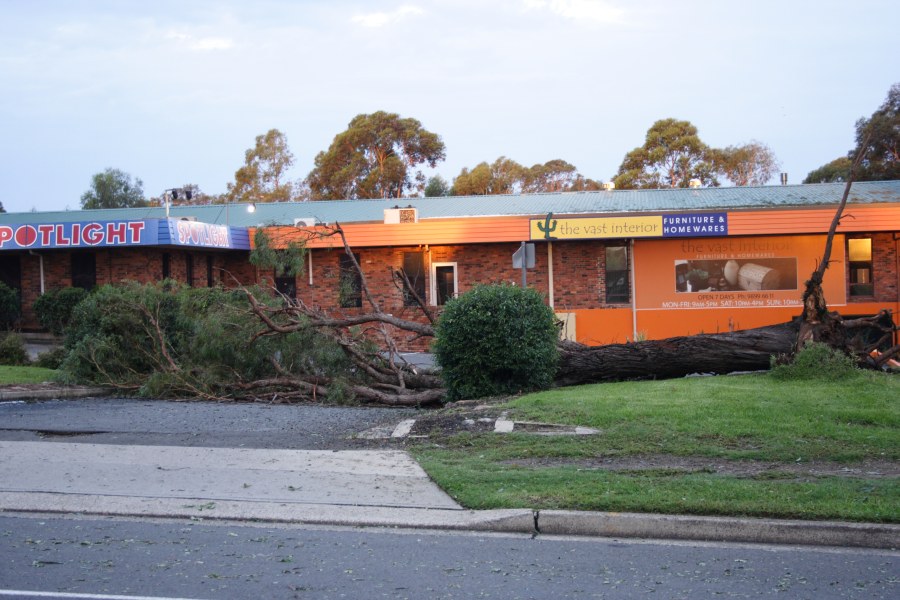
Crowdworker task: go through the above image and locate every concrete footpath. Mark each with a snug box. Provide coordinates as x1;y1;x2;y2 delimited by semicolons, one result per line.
1;440;897;550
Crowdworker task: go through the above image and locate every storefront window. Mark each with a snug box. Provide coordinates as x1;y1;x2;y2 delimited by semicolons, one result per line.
71;253;96;290
848;238;873;297
605;245;630;304
402;252;426;306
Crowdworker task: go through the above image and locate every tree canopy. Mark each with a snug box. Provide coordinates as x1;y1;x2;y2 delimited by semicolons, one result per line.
713;141;780;186
80;168;148;209
451;157;601;195
452;156;526;195
424;175;451;197
613;119;717;189
803;157;852;184
804;82;899;184
225;129;297;203
523;159;579;193
306;111;446;200
851;82;899;181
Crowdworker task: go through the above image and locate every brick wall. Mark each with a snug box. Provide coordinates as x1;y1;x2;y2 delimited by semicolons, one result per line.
14;248;255;330
287;241;625;351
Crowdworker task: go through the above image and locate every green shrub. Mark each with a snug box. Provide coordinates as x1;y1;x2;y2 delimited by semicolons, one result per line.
33;287;89;335
770;342;859;381
34;346;68;370
0;332;29;365
0;282;21;330
433;283;559;401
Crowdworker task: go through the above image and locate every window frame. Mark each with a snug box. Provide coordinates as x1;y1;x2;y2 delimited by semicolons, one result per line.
338;253;363;308
847;237;874;298
604;245;630;304
430;262;458;306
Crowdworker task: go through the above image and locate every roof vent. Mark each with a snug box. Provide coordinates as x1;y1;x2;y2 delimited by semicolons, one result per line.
689;179;702;188
602;181;615;191
293;217;317;227
384;207;418;224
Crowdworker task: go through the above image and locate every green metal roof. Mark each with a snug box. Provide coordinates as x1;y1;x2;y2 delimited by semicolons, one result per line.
2;181;898;226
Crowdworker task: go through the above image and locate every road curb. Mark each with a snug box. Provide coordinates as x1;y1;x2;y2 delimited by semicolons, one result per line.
1;492;897;550
535;510;900;550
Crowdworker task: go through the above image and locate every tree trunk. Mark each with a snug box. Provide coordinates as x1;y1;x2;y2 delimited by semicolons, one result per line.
555;322;799;387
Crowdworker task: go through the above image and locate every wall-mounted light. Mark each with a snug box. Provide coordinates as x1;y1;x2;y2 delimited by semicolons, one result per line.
247;203;257;213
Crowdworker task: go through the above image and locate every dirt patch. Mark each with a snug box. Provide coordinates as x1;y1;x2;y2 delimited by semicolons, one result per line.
409;412;501;436
501;455;899;479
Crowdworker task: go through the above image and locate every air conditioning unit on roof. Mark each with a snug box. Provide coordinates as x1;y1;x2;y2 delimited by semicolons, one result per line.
384;206;418;224
294;217;318;227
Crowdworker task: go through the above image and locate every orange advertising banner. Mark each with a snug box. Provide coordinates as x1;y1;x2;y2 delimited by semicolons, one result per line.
634;235;847;311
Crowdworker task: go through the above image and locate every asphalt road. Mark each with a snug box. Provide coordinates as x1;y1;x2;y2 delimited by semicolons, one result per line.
2;515;897;600
0;397;416;449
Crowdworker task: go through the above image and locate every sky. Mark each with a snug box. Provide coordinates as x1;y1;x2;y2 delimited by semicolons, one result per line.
1;0;898;214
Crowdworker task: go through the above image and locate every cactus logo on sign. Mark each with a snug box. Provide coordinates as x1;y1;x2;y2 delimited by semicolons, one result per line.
536;213;558;239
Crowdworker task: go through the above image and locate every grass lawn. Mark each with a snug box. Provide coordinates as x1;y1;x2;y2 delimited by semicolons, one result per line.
410;371;899;522
0;365;58;385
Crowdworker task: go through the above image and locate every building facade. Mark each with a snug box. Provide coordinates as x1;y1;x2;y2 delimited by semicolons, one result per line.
1;181;898;350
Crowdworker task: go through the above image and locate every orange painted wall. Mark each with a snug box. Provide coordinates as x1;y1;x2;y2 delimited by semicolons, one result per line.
727;206;900;235
565;308;635;345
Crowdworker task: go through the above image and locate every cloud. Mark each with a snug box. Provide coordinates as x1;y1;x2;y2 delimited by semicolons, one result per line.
351;4;425;28
190;37;234;51
523;0;624;24
165;30;234;51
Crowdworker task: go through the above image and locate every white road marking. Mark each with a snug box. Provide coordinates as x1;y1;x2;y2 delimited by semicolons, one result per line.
0;591;209;600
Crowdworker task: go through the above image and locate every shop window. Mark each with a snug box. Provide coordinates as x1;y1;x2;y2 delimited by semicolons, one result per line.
848;238;873;297
185;254;194;287
270;251;299;299
162;253;171;280
339;253;362;308
275;273;297;299
0;255;21;293
605;245;630;304
71;253;96;290
431;262;457;306
402;252;426;306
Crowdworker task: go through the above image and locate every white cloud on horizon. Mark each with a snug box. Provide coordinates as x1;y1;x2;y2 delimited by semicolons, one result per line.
351;4;425;28
523;0;624;24
165;30;234;51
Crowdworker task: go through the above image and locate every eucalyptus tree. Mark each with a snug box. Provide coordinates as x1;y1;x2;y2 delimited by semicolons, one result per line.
225;128;297;203
307;111;445;200
80;168;148;209
613;119;717;189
